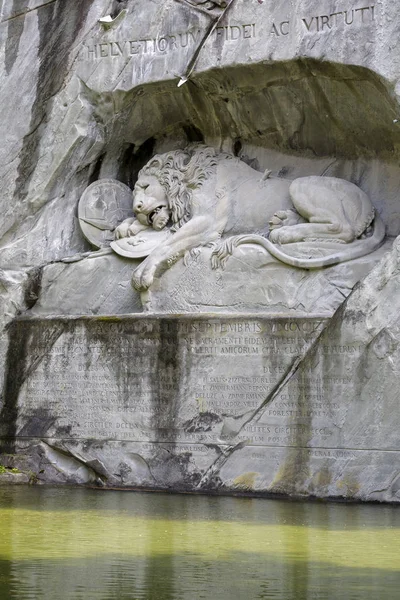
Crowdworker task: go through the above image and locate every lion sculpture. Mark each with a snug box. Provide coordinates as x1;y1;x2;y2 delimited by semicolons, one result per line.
114;144;385;291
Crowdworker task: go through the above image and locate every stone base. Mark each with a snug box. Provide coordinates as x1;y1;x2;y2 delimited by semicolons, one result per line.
144;241;393;315
0;472;30;485
30;252;143;316
1;308;400;502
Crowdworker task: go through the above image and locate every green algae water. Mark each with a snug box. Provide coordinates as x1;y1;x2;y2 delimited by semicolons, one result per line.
0;487;399;600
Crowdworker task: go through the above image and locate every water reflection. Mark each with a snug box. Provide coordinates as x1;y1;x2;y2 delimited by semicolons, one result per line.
0;487;399;599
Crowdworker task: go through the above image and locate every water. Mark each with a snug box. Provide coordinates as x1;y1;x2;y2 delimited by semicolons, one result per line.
0;487;399;600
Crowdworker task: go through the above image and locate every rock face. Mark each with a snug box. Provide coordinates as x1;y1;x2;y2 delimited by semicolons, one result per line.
4;259;400;501
0;0;400;500
144;241;393;314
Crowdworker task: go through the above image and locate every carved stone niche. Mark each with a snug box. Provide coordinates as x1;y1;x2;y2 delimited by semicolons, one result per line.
97;143;387;315
31;60;400;318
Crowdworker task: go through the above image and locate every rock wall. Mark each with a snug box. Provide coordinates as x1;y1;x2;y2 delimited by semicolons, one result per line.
2;0;400;274
1;0;400;499
3;240;400;502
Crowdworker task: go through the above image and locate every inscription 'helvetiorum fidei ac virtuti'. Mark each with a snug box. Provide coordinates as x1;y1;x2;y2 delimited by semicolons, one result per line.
85;4;376;59
86;23;257;59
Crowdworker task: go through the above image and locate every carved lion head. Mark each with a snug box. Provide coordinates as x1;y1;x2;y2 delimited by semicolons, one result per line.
137;144;220;230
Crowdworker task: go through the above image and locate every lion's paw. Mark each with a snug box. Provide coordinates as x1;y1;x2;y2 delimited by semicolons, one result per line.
115;222;130;240
269;226;297;244
269;209;303;231
139;271;155;290
131;263;154;291
132;272;154;291
131;272;142;291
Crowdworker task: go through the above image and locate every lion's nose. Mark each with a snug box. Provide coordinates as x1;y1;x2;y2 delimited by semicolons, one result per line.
134;200;143;210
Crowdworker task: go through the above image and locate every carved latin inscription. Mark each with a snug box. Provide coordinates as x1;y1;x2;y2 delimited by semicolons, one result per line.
271;5;376;37
13;318;326;443
86;23;257;59
84;6;377;61
5;316;372;452
87;30;203;59
301;6;375;32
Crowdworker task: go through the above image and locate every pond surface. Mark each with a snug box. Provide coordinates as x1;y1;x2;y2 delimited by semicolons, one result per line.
0;486;399;600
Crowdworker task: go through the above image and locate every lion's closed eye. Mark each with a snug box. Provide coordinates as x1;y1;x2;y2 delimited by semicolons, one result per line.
135;183;149;191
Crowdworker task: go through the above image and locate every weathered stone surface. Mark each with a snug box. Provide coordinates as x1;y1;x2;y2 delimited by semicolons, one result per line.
1;0;400;274
0;472;30;486
30;252;142;316
1;0;400;502
145;241;393;314
1;306;399;502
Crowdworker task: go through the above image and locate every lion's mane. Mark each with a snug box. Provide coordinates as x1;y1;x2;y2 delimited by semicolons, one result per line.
138;144;230;231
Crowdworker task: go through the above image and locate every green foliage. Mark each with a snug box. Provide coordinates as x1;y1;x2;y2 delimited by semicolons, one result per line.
0;465;20;474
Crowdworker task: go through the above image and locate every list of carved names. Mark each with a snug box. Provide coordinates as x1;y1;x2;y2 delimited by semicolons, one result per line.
19;318;362;448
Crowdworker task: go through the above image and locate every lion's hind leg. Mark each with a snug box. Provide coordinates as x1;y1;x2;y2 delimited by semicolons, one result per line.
269;177;356;244
269;209;306;232
269;221;352;244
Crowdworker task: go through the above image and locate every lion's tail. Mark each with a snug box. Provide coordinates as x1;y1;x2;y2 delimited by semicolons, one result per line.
211;215;386;270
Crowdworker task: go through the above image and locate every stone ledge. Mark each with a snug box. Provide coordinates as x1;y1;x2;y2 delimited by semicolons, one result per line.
0;472;30;486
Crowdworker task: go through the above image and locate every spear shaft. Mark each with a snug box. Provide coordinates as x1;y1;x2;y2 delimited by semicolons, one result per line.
177;0;236;86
